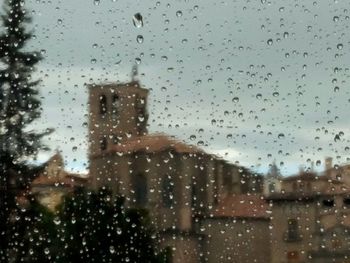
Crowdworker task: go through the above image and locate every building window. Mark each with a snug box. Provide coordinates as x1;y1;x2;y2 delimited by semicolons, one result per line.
100;137;107;151
344;197;350;207
322;198;335;207
286;219;300;242
134;173;148;206
162;175;174;208
99;94;107;115
191;181;198;208
111;94;119;118
136;96;145;109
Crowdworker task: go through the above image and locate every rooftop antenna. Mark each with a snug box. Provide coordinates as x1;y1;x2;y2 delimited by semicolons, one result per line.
131;64;138;81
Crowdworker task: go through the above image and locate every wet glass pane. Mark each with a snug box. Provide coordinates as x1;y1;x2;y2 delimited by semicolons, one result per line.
0;0;349;262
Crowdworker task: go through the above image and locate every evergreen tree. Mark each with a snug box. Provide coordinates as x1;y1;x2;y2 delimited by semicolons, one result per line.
56;188;170;263
0;0;50;261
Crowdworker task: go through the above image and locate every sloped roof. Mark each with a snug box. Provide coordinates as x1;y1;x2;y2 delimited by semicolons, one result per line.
213;194;269;219
105;134;206;155
283;171;322;182
31;153;88;188
267;181;350;201
31;173;88;188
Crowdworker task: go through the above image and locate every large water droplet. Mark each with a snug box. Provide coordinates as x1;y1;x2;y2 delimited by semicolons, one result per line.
136;35;144;44
232;97;239;103
176;10;183;17
132;13;143;28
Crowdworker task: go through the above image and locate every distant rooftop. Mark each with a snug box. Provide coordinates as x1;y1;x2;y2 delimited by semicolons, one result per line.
213;194;269;219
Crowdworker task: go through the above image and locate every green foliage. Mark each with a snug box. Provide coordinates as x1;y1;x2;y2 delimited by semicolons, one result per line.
0;0;50;260
55;187;169;263
0;0;50;163
10;197;58;263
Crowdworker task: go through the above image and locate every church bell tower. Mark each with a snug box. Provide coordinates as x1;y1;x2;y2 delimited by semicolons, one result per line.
87;72;149;158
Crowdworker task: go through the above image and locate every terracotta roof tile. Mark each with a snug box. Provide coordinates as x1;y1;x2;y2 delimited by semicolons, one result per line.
31;173;88;188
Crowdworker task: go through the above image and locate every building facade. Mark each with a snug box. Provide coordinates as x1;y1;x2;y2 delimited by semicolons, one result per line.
87;79;267;263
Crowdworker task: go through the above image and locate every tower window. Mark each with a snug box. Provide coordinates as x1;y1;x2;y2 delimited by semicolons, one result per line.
99;94;107;115
322;198;335;207
162;175;174;208
134;173;148;206
344;197;350;207
112;94;119;118
191;181;198;208
100;137;107;151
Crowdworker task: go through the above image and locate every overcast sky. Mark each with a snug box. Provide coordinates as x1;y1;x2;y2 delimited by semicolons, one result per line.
17;0;350;175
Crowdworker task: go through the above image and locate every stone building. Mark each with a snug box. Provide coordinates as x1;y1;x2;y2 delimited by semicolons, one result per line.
267;169;350;263
87;79;267;262
199;194;270;263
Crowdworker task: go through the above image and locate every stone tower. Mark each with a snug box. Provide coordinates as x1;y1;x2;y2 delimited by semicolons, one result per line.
87;80;149;157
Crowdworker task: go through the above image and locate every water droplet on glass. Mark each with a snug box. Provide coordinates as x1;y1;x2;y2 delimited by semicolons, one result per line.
278;133;285;139
109;246;115;254
53;217;61;225
176;10;183;17
136;35;144;44
132;13;143;28
232;97;239;103
267;39;273;45
190;135;196;141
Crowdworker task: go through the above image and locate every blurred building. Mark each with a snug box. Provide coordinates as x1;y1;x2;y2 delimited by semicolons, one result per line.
267;169;350;263
30;152;88;211
87;79;266;263
263;161;283;196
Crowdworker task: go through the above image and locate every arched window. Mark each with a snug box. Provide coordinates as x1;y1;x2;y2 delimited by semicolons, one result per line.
134;173;148;206
111;94;119;119
162;175;174;208
99;94;107;115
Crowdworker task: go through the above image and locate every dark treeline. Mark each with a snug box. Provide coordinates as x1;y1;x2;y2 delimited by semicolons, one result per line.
12;187;170;263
